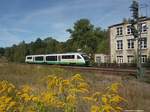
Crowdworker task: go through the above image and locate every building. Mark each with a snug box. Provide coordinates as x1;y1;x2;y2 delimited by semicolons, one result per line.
94;54;110;64
109;17;150;63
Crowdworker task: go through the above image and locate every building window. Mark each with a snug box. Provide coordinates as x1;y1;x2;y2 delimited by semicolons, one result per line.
117;56;123;63
117;40;123;50
127;25;132;35
104;56;108;63
116;27;123;35
96;56;101;63
127;55;134;63
141;23;147;32
140;38;147;49
128;39;134;49
141;55;147;63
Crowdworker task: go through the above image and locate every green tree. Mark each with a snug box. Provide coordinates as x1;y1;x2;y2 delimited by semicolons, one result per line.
67;19;109;60
12;41;29;62
0;47;5;56
31;38;46;54
43;37;59;53
4;45;17;61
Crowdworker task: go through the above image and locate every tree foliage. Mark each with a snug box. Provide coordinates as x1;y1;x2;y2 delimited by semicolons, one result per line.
0;47;5;57
67;19;109;59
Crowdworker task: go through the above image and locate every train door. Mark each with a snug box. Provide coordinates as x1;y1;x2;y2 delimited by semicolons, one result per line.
57;55;61;64
58;56;61;61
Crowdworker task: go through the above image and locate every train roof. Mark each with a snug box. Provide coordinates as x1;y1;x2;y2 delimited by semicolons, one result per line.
46;52;85;55
26;52;87;57
26;54;45;57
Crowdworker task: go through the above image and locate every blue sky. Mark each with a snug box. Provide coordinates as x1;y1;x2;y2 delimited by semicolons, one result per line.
0;0;149;47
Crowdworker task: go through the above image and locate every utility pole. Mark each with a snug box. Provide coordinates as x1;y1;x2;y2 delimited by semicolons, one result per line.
130;0;144;78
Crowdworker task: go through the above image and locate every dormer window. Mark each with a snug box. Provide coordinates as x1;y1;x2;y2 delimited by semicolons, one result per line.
116;27;123;36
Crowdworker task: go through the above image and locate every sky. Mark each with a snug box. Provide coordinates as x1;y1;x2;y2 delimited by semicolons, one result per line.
0;0;150;47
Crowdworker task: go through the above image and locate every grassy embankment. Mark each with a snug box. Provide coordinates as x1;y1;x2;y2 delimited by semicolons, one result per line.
0;61;150;111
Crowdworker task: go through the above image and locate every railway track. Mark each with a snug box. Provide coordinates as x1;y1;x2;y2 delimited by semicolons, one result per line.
58;66;150;76
23;63;150;76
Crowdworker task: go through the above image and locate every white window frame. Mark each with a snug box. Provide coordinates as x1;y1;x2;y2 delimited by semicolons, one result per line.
96;56;101;63
104;56;108;63
117;56;123;63
127;25;132;35
116;27;123;36
140;38;147;49
127;55;134;63
127;39;134;49
117;40;123;50
141;55;147;63
141;23;147;33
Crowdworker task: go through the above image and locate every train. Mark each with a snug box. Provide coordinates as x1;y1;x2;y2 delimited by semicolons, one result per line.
25;53;90;66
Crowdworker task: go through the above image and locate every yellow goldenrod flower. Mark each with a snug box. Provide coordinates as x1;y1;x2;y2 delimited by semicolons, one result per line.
115;106;123;112
71;74;84;82
101;104;116;112
91;105;100;112
108;83;122;93
32;96;39;102
0;75;127;112
92;92;101;102
66;94;76;105
21;85;32;93
6;101;16;111
83;96;94;102
101;95;108;104
110;94;127;103
62;79;70;86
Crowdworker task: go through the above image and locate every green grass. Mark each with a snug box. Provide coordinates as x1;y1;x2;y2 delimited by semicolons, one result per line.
0;62;150;111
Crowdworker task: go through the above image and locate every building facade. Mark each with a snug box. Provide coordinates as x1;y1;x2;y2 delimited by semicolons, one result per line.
109;17;150;63
94;54;110;64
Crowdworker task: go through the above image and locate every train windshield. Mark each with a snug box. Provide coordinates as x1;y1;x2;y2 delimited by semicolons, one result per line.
81;54;90;60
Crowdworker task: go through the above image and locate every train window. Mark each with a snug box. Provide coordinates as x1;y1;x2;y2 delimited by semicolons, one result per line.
46;56;57;61
81;54;89;60
62;55;75;59
27;57;32;59
77;55;81;59
35;56;43;61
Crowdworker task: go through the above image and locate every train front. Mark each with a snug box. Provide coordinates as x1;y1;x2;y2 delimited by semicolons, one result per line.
81;53;90;66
